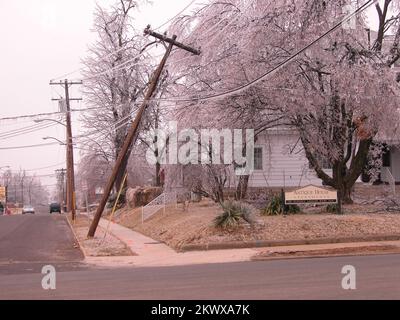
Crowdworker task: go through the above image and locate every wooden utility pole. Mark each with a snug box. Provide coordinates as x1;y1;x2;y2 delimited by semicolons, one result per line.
87;28;200;237
50;80;82;221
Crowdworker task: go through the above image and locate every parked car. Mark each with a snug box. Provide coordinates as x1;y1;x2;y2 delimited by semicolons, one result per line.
49;203;61;214
22;205;35;214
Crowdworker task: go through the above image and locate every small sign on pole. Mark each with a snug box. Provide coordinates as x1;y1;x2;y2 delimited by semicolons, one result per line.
284;185;338;205
58;99;67;113
0;186;6;203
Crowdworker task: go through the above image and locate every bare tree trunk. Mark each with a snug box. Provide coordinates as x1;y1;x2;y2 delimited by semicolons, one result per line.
155;162;161;186
301;132;372;205
235;175;249;200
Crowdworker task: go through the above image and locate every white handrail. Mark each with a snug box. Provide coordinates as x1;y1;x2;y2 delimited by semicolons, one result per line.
141;192;177;223
383;167;396;196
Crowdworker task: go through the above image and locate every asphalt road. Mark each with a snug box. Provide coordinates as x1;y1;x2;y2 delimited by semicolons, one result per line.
1;254;400;299
2;214;400;299
0;212;85;275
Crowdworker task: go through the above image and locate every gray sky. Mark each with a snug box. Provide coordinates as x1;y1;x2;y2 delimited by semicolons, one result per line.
0;0;380;194
0;0;196;193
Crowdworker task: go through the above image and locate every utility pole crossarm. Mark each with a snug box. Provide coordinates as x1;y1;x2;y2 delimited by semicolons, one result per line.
50;81;83;86
144;26;201;55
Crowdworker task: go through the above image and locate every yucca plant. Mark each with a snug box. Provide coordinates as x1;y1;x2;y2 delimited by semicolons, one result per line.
213;200;254;229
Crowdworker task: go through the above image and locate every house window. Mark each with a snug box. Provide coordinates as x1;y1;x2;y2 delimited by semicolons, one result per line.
254;147;263;170
235;147;263;171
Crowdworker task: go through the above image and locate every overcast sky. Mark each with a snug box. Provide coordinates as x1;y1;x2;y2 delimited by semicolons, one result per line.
0;0;379;195
0;0;196;192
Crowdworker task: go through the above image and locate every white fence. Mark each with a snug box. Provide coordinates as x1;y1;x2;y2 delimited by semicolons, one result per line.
141;192;177;223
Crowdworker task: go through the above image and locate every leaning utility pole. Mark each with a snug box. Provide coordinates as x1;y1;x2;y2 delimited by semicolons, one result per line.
49;80;82;221
87;27;200;237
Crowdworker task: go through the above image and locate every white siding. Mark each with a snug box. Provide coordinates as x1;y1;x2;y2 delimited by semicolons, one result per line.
246;131;330;187
226;130;364;189
390;148;400;181
381;147;400;183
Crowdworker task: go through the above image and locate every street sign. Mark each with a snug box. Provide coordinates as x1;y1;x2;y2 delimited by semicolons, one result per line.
285;185;337;204
0;186;6;203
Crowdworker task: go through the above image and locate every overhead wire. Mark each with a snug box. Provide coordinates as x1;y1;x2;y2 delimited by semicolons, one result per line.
51;0;200;82
1;1;378;141
0;142;60;150
129;0;380;104
0;123;58;141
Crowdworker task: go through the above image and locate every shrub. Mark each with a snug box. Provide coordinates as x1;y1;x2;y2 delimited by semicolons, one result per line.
214;200;255;229
262;195;300;215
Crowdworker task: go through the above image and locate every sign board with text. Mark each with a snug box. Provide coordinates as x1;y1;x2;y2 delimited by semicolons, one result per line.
285;185;337;205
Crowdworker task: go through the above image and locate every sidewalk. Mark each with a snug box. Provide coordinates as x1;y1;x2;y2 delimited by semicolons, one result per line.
83;218;400;268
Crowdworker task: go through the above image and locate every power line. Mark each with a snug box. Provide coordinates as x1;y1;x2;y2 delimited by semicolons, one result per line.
0;106;105;122
84;2;242;84
82;42;156;80
79;1;254;98
0;123;58;141
0;111;65;122
0;122;50;136
0;141;60;150
140;0;379;104
50;0;199;81
0;1;377;132
23;162;66;172
154;0;198;31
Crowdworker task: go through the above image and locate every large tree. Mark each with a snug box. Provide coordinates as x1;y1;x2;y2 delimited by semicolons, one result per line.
166;0;287;199
166;0;400;203
81;0;154;194
269;0;400;203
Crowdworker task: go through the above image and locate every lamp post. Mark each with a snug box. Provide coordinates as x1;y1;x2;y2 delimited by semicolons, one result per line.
34;118;66;127
42;136;67;145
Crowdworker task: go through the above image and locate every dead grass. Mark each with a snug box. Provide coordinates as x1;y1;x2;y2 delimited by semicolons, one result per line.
115;191;400;251
68;214;134;257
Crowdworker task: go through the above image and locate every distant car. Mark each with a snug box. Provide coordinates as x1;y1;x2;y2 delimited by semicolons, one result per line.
22;205;35;214
49;203;61;214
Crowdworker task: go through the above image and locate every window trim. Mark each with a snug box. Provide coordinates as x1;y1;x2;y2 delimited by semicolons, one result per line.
253;146;264;171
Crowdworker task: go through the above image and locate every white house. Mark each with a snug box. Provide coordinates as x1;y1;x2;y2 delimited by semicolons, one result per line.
246;129;331;188
245;129;400;189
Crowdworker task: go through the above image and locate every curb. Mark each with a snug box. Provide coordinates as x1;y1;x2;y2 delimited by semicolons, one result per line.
65;215;88;258
178;234;400;252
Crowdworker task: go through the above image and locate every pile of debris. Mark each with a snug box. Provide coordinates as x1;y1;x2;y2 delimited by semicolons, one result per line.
126;186;163;208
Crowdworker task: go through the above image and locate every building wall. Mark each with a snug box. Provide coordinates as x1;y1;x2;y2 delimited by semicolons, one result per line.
381;146;400;183
390;147;400;182
243;130;331;188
